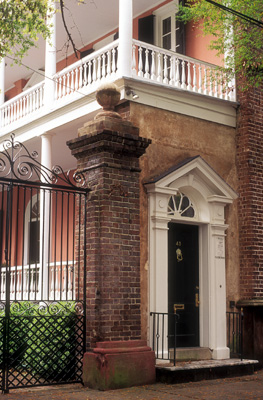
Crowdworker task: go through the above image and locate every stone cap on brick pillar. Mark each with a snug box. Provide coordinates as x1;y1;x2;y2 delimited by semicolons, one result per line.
67;83;151;159
95;82;122;120
78;82;139;137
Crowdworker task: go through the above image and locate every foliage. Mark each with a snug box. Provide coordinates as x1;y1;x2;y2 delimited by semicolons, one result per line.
0;0;53;61
179;0;263;89
0;301;79;381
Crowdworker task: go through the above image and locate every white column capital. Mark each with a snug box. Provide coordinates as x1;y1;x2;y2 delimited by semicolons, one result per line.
41;132;55;140
211;224;229;235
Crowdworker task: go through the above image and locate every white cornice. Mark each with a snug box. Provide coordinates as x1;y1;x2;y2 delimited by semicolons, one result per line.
121;77;237;127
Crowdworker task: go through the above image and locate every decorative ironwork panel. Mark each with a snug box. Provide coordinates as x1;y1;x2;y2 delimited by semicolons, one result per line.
5;301;85;389
0;134;86;188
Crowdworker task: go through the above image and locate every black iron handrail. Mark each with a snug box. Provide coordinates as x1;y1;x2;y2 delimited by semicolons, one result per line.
151;310;244;365
226;309;244;360
150;312;179;366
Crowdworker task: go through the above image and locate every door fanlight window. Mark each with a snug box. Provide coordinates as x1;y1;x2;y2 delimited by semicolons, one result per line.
168;192;195;218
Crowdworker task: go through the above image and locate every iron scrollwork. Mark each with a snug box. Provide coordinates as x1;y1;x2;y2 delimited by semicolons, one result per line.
9;300;84;316
0;134;86;188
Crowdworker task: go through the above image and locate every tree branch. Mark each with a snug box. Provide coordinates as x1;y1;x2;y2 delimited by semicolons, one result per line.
59;0;80;59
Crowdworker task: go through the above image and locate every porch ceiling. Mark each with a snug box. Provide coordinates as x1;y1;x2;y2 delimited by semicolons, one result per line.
5;0;162;90
20;113;98;174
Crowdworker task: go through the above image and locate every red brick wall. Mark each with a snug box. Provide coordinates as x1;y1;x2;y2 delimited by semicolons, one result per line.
237;85;263;299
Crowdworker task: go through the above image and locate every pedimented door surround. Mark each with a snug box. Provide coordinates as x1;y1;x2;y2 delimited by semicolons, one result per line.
145;156;237;360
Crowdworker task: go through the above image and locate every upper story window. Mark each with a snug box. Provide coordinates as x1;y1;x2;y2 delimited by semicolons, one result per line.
153;0;185;55
168;192;195;218
162;16;173;50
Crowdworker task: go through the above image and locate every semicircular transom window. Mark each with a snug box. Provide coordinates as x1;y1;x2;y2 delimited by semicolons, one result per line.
168;192;195;218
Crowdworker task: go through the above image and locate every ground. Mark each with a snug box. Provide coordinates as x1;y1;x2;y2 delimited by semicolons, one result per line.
1;368;263;399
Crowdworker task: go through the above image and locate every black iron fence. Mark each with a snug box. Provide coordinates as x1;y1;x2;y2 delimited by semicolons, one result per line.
150;310;244;365
150;312;179;366
0;135;89;392
226;310;243;360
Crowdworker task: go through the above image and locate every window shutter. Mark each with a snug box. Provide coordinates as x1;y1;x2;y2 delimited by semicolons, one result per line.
80;48;94;59
138;15;155;44
176;0;186;55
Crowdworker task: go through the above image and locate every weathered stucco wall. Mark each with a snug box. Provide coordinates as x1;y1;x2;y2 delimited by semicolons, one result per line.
127;102;239;340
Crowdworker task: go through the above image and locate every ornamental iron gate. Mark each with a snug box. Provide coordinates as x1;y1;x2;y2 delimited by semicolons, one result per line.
0;135;88;392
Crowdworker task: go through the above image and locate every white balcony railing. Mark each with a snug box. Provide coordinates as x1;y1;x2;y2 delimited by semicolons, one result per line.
54;40;119;102
0;262;75;301
0;39;236;131
1;81;45;128
132;40;236;101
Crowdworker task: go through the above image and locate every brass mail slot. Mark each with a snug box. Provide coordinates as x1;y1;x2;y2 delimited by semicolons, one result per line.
174;304;185;312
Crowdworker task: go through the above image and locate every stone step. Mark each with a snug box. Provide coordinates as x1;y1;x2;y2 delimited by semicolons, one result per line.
156;359;259;384
173;347;212;361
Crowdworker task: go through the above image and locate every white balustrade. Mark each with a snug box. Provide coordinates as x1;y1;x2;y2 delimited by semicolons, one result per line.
0;81;45;128
0;37;236;131
151;50;156;81
0;41;119;130
132;39;236;101
54;40;119;102
0;262;75;301
112;48;117;74
48;262;75;301
163;55;168;84
175;58;180;87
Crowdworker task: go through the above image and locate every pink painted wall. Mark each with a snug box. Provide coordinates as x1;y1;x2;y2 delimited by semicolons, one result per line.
0;173;77;268
186;21;223;66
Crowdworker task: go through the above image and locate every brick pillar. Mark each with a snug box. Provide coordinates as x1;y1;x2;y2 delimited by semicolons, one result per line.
236;85;263;299
67;84;151;349
236;84;263;361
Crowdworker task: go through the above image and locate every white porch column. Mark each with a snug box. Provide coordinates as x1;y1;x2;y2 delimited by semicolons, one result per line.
44;1;56;108
40;133;53;299
0;58;5;105
41;132;53;169
148;187;174;358
208;198;231;360
118;0;133;77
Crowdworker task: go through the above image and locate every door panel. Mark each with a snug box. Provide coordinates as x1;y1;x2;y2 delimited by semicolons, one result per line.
168;223;199;347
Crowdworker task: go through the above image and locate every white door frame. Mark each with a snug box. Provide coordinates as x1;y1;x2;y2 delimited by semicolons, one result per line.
145;156;237;360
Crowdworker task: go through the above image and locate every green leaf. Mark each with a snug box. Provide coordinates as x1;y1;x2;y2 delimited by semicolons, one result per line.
179;0;263;89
